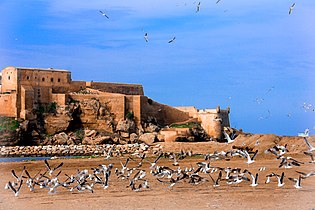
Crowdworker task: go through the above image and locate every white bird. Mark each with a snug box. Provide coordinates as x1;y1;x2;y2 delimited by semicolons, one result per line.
298;129;310;137
99;10;109;19
250;173;259;187
289;3;296;15
168;36;176;43
223;131;234;144
244;150;258;164
8;180;23;197
303;137;315;152
276;172;285;187
288;175;302;189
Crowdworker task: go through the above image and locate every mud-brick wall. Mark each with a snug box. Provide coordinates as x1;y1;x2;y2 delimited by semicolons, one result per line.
0;93;17;117
140;96;190;126
86;82;144;95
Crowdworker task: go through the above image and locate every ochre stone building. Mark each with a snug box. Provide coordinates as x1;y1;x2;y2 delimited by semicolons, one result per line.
0;66;230;138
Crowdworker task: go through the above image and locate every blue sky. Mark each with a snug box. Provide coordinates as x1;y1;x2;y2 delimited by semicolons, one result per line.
0;0;314;136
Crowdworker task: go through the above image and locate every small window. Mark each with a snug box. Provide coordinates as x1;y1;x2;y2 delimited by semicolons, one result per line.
58;78;61;82
51;78;54;82
8;76;10;80
26;76;30;80
42;78;45;82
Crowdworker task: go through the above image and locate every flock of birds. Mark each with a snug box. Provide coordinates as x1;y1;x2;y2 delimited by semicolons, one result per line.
4;136;315;197
99;2;297;45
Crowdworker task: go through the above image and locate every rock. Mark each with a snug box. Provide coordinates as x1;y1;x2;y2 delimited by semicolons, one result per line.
54;132;69;145
144;123;160;133
94;136;112;145
120;132;130;138
116;119;136;134
44;113;72;134
82;137;93;145
139;133;158;145
85;129;98;137
129;133;138;143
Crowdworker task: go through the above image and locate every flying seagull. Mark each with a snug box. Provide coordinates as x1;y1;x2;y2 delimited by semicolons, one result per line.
216;0;221;4
303;137;315;152
144;33;149;42
196;2;201;13
168;36;176;43
289;3;295;15
99;10;109;19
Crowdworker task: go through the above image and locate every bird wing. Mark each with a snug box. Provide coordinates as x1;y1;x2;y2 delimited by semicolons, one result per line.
44;160;51;171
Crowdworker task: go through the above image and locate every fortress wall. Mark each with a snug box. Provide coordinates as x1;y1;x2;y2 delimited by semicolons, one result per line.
69;81;86;92
140;96;190;126
198;113;222;139
18;68;71;89
1;67;18;92
0;93;17;117
51;94;67;106
70;94;126;121
175;106;199;118
125;95;142;126
219;110;230;127
20;86;35;119
86;82;144;95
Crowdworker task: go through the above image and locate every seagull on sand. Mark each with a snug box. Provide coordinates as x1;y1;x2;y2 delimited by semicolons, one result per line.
44;160;64;176
276;172;285;187
244;150;258;164
99;10;109;19
249;172;259;187
288;175;302;189
7;180;23;197
168;36;176;43
289;3;296;15
147;152;163;169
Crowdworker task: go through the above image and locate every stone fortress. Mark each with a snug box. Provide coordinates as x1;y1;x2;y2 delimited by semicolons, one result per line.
0;66;230;142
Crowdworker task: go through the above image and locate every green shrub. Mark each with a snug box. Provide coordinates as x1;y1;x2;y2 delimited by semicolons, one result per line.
170;122;196;129
125;111;134;120
0;117;20;131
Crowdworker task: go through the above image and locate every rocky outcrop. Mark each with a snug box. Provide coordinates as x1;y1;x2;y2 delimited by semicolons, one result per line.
78;99;116;132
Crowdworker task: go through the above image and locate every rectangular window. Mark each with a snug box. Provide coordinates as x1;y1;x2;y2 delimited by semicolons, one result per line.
26;76;30;80
58;78;61;82
42;78;45;82
51;78;54;82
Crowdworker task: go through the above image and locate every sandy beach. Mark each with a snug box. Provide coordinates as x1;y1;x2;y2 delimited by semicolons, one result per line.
1;141;315;210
